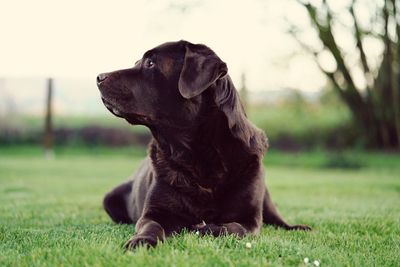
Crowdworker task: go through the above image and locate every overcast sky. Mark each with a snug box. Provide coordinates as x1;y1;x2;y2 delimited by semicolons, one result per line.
0;0;337;92
0;0;384;116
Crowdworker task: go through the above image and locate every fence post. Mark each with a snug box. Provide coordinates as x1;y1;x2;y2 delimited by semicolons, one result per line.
239;72;248;112
43;78;54;159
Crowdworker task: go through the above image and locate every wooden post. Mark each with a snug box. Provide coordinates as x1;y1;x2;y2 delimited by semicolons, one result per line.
239;72;248;112
43;78;54;159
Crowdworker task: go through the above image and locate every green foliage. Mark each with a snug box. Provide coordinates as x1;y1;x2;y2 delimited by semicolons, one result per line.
1;147;399;266
0;115;150;147
264;150;400;170
323;153;363;169
248;96;354;150
0;92;364;149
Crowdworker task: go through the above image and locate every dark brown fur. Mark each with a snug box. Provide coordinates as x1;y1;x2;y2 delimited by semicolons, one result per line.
97;40;310;250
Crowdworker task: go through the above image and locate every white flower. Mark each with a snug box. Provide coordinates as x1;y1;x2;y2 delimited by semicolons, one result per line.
304;257;309;264
313;260;320;266
245;242;252;249
195;231;200;235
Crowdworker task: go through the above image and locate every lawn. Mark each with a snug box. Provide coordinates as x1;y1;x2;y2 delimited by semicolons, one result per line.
0;146;399;266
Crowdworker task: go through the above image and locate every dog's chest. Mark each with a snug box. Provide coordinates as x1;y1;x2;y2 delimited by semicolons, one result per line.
180;175;241;223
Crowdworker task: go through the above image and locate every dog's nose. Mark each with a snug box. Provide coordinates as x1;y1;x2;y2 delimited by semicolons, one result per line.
97;73;109;84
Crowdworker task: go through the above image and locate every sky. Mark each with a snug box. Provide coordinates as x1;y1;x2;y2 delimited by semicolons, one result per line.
0;0;328;91
0;0;383;115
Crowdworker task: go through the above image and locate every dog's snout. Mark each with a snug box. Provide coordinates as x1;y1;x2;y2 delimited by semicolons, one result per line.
97;73;109;84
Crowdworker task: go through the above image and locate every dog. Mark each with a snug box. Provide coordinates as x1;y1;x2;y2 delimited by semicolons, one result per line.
96;40;310;250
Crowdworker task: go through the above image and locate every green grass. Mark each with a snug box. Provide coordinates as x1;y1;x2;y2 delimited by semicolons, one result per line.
1;147;399;266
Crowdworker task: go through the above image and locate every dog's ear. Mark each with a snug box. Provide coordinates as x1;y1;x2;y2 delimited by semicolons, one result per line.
213;77;269;156
178;43;228;99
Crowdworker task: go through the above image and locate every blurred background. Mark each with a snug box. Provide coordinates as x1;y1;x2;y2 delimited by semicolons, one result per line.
0;0;399;159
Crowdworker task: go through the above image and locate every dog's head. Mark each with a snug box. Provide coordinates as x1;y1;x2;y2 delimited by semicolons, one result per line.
97;40;227;127
97;40;268;154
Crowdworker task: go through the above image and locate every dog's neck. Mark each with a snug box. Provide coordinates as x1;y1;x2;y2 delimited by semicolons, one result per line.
147;78;268;190
148;81;263;169
148;110;237;186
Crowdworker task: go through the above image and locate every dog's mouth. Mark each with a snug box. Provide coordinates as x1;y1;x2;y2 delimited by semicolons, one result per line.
102;98;125;118
101;97;150;125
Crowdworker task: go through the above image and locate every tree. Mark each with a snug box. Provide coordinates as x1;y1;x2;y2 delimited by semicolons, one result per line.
291;0;400;149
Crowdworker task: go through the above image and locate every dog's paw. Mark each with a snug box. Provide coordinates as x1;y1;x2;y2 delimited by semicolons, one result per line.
194;223;227;237
286;224;312;231
124;235;158;250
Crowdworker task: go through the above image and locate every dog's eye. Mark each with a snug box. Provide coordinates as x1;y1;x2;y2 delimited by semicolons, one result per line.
146;59;155;68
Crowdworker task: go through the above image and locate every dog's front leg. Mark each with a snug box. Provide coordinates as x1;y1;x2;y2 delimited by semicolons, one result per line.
124;216;166;250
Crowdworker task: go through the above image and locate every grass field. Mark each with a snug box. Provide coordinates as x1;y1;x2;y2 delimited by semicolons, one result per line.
0;146;399;266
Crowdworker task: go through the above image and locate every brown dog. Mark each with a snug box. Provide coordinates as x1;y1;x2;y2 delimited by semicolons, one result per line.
96;40;310;250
